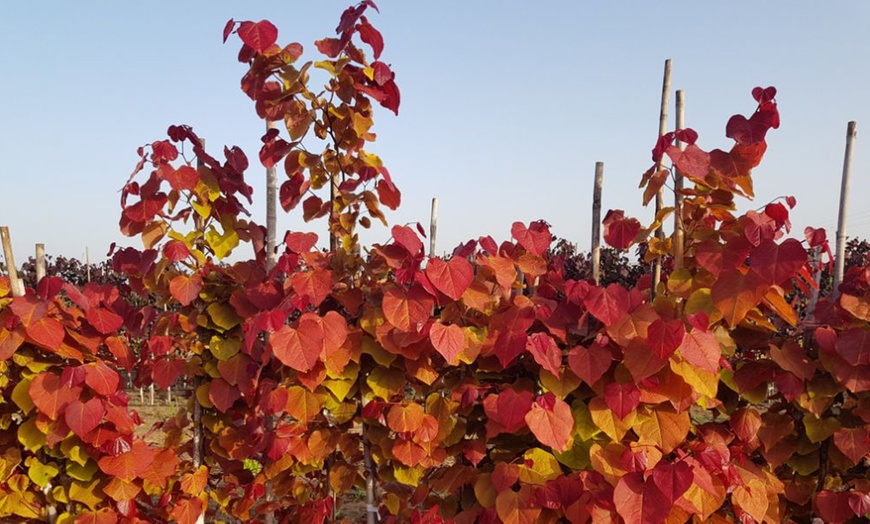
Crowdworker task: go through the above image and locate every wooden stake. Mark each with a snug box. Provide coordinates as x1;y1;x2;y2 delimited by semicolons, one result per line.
591;162;604;285
266;121;278;271
85;247;91;283
1;226;25;297
429;198;439;256
652;59;673;297
195;141;207;524
36;243;46;283
833;121;857;299
674;90;686;270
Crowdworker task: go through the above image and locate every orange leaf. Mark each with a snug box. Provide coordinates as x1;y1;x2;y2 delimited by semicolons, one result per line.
382;285;434;332
26;316;66;350
170;496;204;524
524;393;573;452
64;398;105;439
103;476;142;501
98;441;156;481
392;439;426;467
169;273;203;306
29;372;82;420
495;488;541;524
425;257;474;300
84;361;120;395
387;403;425;433
711;268;768;327
429;323;464;364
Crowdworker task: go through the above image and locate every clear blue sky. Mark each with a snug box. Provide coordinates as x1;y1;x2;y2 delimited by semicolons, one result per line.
2;2;870;264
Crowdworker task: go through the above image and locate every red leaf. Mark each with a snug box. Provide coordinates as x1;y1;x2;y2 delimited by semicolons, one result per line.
163;241;191;262
651;461;692;505
567;342;612;386
583;283;630;326
613;471;669;524
152;358;185;390
674;128;698;145
98;440;156;481
711;268;768;327
290;268;333;307
271;311;347;372
679;327;721;374
429;322;464;364
834;328;870;366
647;319;685;359
285;231;318;253
604;382;641;419
85;361;121;395
524;393;573;452
814;490;854;524
358;19;384;59
752;86;777;103
749;238;807;286
833;427;870;465
170;497;204;524
525;332;562;376
86;307;124;335
484;388;533;435
164;165;199;192
382;285;434;332
222;19;235;43
511;221;551;257
26;315;66;350
392;224;423;255
65;398;105;439
315;37;345;58
209;377;241;413
425;257;473;301
726;113;769;145
169;273;203;307
36;276;63;300
730;407;762;443
666;144;711;180
376;177;401;210
30;372;82;420
237;20;278;53
602;210;640;250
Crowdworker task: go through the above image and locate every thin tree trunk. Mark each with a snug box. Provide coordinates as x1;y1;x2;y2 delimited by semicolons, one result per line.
429;197;438;257
674;90;686;270
0;226;24;296
266;121;278;271
651;59;672;298
833;121;857;299
591;162;604;285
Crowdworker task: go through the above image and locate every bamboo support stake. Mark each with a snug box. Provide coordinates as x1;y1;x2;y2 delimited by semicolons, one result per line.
194;141;208;524
429;198;439;256
85;247;91;283
266;121;278;271
1;227;25;297
651;59;673;297
833;121;857;299
36;243;46;283
591;162;604;285
674;90;686;270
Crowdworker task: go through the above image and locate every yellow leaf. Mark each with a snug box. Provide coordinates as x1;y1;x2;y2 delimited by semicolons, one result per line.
367;367;405;400
670;358;718;399
589;442;629;486
685;288;721;324
540;369;581;399
66;460;98;482
205;224;239;260
196;383;214;409
393;465;424;486
362;337;396;367
323;379;354;402
589;397;634;441
517;448;561;485
12;378;34;414
554;438;593;470
0;448;21;482
51;484;68;504
473;473;498;508
208;335;240;360
682;477;726;520
61;437;91;466
804;414;840;443
632;405;691;454
571;401;601;441
17;418;46;452
69;478;103;510
26;457;59;487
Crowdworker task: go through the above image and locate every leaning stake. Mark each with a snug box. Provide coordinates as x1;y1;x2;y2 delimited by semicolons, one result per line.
833;121;857;299
652;59;673;297
0;226;24;297
591;162;604;285
673;90;686;270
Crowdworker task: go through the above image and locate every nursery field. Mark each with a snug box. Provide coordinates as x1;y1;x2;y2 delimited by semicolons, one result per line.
4;2;870;524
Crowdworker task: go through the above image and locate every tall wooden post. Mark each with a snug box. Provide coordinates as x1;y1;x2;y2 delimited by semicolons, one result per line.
833;121;858;299
674;90;686;270
591;162;604;285
429;198;439;257
1;227;24;297
36;243;46;283
652;59;673;297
